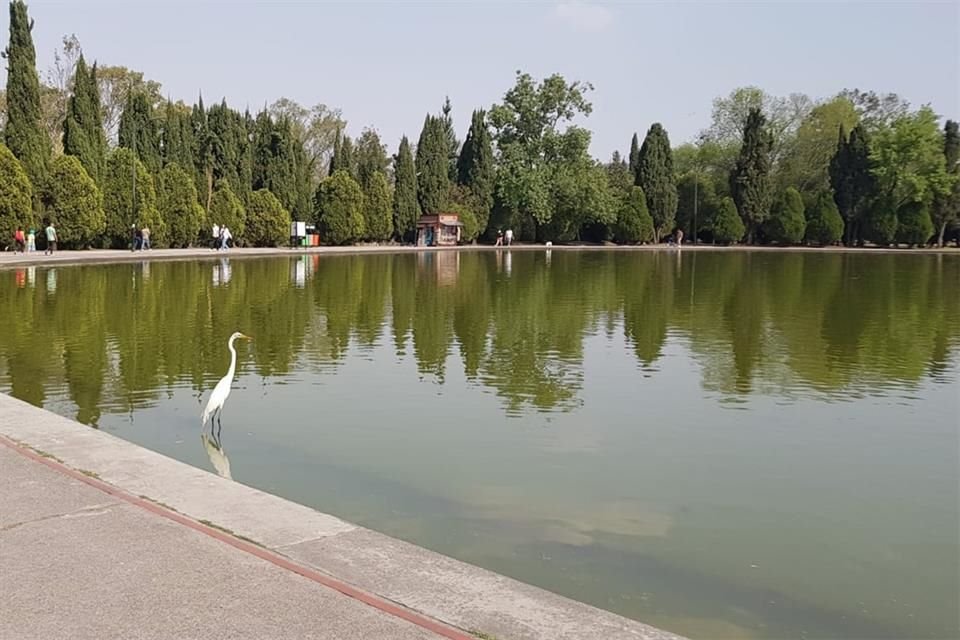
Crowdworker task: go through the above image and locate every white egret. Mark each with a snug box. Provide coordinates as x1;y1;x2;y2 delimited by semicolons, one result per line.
201;332;252;428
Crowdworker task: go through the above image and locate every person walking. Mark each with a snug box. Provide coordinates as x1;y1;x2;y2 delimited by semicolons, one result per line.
44;221;57;255
505;228;514;247
13;227;25;253
134;227;143;251
26;228;36;252
141;226;151;250
211;223;221;250
220;226;231;250
675;228;684;248
495;229;503;246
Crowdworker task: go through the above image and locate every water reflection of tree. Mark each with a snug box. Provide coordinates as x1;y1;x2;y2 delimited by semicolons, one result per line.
0;251;957;424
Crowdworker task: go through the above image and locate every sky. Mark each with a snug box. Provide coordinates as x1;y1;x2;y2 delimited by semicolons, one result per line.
2;1;958;159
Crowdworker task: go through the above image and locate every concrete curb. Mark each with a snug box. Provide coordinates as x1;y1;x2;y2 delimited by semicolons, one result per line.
0;393;684;640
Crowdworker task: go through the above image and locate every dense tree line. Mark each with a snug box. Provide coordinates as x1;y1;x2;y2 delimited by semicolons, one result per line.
1;2;957;249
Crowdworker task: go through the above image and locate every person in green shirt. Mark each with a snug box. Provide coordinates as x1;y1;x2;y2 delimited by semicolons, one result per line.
44;222;57;255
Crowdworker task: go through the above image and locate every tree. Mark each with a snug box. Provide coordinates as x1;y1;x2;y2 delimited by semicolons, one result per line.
96;66;162;145
157;162;203;247
932;120;960;246
316;170;365;245
416;114;449;214
838;89;910;134
40;33;83;155
160;100;194;171
393;135;420;242
712;196;745;245
252;111;311;219
829;124;876;245
268;98;345;184
207;181;246;240
43;155;104;248
118;91;161;174
440;96;459;180
3;0;51;190
62;55;106;185
339;134;355;179
765;187;806;245
730;108;773;243
101;148;162;248
895;201;933;247
804;191;844;246
355;127;388;190
489;71;594;235
636;123;677;242
445;185;480;242
245;189;291;247
190;96;213;209
777;97;859;195
676;173;715;242
456;109;495;235
628;133;640;177
0;142;33;241
614;186;654;244
363;171;393;242
542;160;615;242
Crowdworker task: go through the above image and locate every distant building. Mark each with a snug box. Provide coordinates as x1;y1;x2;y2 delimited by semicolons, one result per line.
416;213;462;247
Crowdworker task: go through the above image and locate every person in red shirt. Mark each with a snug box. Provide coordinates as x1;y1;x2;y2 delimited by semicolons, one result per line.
13;227;26;254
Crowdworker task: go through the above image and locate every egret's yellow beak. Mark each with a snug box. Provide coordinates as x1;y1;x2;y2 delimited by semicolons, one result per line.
241;334;253;341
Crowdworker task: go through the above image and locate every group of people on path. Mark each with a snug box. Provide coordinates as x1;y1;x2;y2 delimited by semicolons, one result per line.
130;225;151;251
211;224;233;250
495;228;514;247
11;222;57;255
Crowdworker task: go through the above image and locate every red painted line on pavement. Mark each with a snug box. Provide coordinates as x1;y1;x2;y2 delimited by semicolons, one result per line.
0;434;475;640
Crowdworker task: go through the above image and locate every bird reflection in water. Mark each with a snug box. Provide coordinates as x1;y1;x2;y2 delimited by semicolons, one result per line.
201;427;232;480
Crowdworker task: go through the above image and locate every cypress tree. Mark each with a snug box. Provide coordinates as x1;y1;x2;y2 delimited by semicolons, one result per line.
208;180;246;240
3;0;50;190
440;96;459;180
238;110;255;205
804;190;844;246
628;132;640;177
42;155;104;248
157;162;204;247
329;128;342;176
932;120;960;246
712;196;746;245
62;56;106;185
252;110;273;191
614;186;654;244
393;135;420;242
118;91;161;174
456;109;495;234
315;170;365;245
102;148;163;248
636;123;678;242
191;96;213;210
764;187;806;245
245;189;291;247
363;171;393;242
829;123;875;245
339;135;356;179
355;128;388;191
416;114;449;214
896;201;934;247
730;107;773;244
0;142;34;241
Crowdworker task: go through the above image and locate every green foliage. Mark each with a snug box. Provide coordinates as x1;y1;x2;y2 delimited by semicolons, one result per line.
456;110;495;235
101;148;162;248
362;171;393;242
636;123;677;242
190;97;213;209
628;133;640;177
157;162;203;247
118;91;161;174
445;185;480;243
804;191;844;246
870;106;953;209
542;161;615;242
895;201;933;246
440;97;459;181
392;135;420;242
355;128;388;191
932;120;960;246
778;97;858;195
62;56;106;185
245;189;291;247
712;196;746;245
4;1;50;190
416;114;449;214
207;181;246;239
676;173;715;241
829;124;876;245
864;200;898;245
339;135;355;179
316;170;365;245
251;111;309;219
765;187;806;245
614;186;654;244
730;108;773;243
161;101;194;171
0;142;33;241
42;155;104;248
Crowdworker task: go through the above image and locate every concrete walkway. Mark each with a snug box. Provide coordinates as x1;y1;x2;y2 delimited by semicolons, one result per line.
0;393;682;640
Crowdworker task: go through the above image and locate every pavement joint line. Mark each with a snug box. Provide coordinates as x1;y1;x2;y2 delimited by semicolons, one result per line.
0;433;478;640
0;503;117;533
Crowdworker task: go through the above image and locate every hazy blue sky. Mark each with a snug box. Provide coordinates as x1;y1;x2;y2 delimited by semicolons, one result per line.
3;1;958;158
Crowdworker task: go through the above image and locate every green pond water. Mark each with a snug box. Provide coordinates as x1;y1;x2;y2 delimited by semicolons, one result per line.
1;250;957;640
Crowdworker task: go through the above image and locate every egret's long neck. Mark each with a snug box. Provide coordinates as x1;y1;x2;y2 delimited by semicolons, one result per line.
226;336;239;382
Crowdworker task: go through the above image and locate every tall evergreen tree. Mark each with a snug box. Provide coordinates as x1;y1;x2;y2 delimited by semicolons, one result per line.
207;100;241;198
636;123;678;242
0;142;34;240
101;148;163;248
932;120;960;246
456;109;495;234
829;123;875;245
393;135;420;242
42;155;104;249
440;96;459;180
190;96;213;210
765;186;806;245
355;127;388;191
416;114;449;214
730;107;773;243
628;132;640;177
118;91;161;174
363;171;393;242
3;0;50;190
62;56;106;185
157;162;203;247
804;190;844;246
339;134;355;179
315;170;365;245
328;127;342;176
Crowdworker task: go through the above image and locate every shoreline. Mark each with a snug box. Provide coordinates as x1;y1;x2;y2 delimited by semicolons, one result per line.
1;242;957;269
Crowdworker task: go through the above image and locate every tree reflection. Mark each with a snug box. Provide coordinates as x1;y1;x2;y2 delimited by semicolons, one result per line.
0;250;957;424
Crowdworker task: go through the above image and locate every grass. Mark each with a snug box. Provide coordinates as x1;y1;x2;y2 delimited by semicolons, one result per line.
78;468;100;479
470;632;498;640
138;495;179;513
197;519;265;548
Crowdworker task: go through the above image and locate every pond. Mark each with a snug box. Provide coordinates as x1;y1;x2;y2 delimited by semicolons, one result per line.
1;250;957;640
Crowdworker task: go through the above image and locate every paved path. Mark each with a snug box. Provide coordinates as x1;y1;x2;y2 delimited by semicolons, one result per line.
0;441;454;640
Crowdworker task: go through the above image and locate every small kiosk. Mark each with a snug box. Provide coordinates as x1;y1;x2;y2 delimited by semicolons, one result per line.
416;213;462;247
